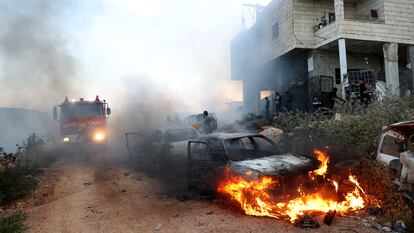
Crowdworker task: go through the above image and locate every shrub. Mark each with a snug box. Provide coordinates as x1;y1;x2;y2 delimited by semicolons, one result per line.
0;165;38;206
0;212;26;233
0;133;54;206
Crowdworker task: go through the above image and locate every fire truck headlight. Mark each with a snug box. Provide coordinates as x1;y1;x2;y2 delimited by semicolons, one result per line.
94;132;106;142
63;137;70;142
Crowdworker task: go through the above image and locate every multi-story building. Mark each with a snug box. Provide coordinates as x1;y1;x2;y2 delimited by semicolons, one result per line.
232;0;414;113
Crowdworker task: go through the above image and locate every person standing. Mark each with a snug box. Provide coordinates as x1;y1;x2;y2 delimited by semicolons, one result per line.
327;87;341;109
264;97;270;119
274;92;283;114
284;90;293;112
358;80;369;105
202;111;212;134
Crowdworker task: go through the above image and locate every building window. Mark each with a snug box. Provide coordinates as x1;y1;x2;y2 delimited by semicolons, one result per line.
271;23;279;40
328;12;335;23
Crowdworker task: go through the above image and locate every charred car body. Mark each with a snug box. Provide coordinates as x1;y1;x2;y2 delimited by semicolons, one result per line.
126;127;200;171
187;133;319;191
377;121;414;203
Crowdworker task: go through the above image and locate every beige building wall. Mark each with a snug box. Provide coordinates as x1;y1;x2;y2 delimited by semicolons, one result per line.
258;0;414;60
251;0;295;66
353;0;385;21
312;0;413;48
235;0;414;71
342;0;414;44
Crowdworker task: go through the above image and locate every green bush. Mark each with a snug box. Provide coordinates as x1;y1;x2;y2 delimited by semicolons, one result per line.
0;213;26;233
0;133;54;207
0;165;39;206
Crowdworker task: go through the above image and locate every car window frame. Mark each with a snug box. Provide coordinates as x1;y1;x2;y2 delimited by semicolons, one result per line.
223;135;281;161
188;140;227;163
380;134;403;158
165;129;199;143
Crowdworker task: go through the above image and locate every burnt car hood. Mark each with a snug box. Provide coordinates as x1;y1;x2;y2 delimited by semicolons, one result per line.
229;154;318;177
382;120;414;139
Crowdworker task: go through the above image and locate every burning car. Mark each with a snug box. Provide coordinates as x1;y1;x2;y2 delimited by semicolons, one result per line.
186;133;319;190
377;120;414;203
125;127;200;171
187;133;372;223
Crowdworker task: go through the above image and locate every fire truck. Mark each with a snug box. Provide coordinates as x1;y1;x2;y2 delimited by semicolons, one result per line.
53;96;111;143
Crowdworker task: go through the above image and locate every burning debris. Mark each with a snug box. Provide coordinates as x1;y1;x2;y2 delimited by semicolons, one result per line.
294;213;320;228
217;149;377;224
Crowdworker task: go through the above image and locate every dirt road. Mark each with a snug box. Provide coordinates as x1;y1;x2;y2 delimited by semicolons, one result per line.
17;152;380;233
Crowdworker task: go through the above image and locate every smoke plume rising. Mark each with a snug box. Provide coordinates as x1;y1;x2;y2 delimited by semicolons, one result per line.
0;0;83;111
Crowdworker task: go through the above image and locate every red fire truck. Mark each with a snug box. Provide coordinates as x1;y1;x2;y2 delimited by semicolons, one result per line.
53;96;111;143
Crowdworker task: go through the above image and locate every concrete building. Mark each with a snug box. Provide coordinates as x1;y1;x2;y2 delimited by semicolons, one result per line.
232;0;414;114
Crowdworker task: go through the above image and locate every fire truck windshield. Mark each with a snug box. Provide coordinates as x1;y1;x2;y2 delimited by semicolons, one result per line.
61;103;104;120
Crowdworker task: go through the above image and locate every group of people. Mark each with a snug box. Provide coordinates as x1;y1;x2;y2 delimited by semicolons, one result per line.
262;80;374;119
356;80;374;105
262;90;294;119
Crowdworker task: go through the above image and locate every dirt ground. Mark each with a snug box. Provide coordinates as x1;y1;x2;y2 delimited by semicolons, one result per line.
4;149;382;233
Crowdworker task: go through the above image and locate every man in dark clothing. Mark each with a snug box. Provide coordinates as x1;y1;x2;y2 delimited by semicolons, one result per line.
202;111;212;134
274;92;283;114
284;90;293;112
358;80;369;105
264;97;270;119
327;87;340;109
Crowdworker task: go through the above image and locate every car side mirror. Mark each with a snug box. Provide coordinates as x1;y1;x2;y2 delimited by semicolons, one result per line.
53;107;58;121
107;108;111;115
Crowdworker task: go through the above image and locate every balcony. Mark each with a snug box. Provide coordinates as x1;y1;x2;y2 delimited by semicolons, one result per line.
344;0;385;23
313;0;384;33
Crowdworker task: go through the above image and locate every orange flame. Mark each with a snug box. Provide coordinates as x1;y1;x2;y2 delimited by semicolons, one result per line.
217;150;373;222
310;149;329;177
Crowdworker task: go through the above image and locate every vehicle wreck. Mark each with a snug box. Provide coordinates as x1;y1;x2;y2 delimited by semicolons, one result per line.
186;133;319;190
377;120;414;203
186;132;373;223
125;126;200;171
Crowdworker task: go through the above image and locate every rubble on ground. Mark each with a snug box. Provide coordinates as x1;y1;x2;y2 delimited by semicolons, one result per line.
260;126;284;142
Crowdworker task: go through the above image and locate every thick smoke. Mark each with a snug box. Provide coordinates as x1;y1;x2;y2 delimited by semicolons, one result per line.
108;76;183;142
0;0;83;111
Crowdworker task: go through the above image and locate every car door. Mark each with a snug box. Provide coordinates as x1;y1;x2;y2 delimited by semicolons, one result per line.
150;130;164;166
125;132;147;162
187;141;226;191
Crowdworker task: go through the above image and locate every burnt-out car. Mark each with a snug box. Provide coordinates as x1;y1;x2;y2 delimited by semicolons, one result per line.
126;127;200;171
377;121;414;203
186;133;319;191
